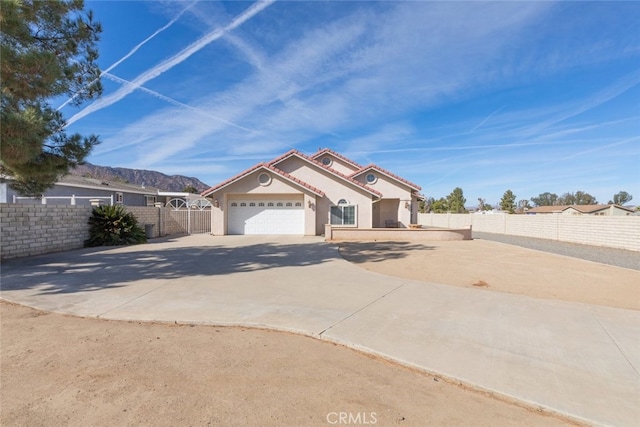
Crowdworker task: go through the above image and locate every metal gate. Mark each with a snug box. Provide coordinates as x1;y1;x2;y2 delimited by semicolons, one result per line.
166;198;211;235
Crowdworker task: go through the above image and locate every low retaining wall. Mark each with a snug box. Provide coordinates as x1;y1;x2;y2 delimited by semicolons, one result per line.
325;225;472;242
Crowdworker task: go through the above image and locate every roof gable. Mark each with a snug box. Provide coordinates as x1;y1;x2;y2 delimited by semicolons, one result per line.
350;164;422;191
568;204;634;214
269;150;382;197
311;148;362;171
201;162;325;198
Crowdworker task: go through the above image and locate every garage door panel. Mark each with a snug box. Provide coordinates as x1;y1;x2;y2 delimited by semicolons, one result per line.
228;199;304;235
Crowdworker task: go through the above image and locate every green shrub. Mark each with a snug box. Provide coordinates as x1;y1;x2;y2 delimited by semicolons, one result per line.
85;205;147;247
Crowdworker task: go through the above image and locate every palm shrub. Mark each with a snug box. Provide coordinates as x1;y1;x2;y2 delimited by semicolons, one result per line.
85;205;147;247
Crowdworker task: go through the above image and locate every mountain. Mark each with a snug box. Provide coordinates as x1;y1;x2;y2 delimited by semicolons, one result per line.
70;163;210;192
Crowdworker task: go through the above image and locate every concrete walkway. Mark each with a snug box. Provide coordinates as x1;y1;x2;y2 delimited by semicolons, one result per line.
1;235;638;426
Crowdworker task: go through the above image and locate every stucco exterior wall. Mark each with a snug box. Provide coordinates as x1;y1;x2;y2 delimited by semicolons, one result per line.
325;225;472;241
204;169;319;235
276;157;374;234
315;154;359;175
353;173;415;227
418;213;640;251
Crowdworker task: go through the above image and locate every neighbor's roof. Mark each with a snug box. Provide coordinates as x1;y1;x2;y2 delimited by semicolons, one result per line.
565;204;634;213
527;204;634;214
57;175;159;194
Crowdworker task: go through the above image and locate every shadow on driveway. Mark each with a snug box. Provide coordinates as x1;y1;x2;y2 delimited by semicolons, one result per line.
337;241;434;264
1;237;342;295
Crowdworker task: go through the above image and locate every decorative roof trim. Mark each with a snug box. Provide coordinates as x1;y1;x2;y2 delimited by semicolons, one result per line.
310;148;363;170
200;162;325;198
350;164;422;191
269;150;383;197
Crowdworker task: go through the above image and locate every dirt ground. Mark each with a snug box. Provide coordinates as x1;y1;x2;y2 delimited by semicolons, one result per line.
339;239;640;310
3;238;628;426
0;301;582;427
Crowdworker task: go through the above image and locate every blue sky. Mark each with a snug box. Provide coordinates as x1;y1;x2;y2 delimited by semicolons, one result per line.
62;1;640;206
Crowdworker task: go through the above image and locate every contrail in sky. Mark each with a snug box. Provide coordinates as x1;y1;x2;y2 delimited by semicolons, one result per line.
102;72;255;133
66;0;276;127
470;105;505;132
58;1;197;111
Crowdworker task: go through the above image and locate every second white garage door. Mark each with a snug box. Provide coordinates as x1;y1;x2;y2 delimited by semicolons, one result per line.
228;199;304;235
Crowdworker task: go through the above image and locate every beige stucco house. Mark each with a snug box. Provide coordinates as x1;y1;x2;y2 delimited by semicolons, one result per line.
201;149;422;235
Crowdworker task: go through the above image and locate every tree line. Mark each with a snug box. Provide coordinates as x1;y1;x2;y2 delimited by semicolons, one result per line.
422;189;634;214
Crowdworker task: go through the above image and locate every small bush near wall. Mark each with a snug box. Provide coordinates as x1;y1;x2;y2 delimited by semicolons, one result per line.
85;205;147;247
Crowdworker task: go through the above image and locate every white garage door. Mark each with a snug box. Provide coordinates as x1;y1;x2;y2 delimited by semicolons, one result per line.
228;199;304;235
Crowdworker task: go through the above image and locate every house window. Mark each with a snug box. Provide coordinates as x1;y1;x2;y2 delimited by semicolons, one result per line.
268;202;274;207
295;202;302;207
115;192;123;204
231;202;238;207
330;205;357;226
321;157;332;166
249;202;256;207
240;202;247;207
145;196;156;206
277;202;283;207
365;173;377;184
286;202;292;207
258;202;265;207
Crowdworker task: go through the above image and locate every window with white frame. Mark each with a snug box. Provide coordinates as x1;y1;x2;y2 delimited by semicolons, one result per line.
330;200;357;226
115;192;124;204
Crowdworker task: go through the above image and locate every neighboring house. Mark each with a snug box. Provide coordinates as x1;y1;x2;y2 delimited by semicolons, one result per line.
201;148;423;235
1;175;159;206
526;204;635;216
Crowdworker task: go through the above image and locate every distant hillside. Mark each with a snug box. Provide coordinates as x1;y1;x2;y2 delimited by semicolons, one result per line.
70;163;210;192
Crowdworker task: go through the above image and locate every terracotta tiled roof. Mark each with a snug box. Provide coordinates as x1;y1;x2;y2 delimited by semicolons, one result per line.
350;164;422;191
311;148;363;169
200;162;324;197
269;150;383;197
265;164;325;197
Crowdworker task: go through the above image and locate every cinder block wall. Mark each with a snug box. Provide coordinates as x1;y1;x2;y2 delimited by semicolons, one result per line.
125;206;162;238
0;203;93;259
418;213;640;251
0;205;195;260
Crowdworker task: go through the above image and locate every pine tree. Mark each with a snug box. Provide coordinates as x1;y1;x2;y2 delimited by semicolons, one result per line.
1;0;102;195
500;190;517;213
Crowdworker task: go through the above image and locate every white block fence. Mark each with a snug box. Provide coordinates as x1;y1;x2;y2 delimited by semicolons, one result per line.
418;213;640;251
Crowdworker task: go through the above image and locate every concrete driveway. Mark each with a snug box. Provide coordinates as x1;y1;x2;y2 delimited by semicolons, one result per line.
1;235;639;426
